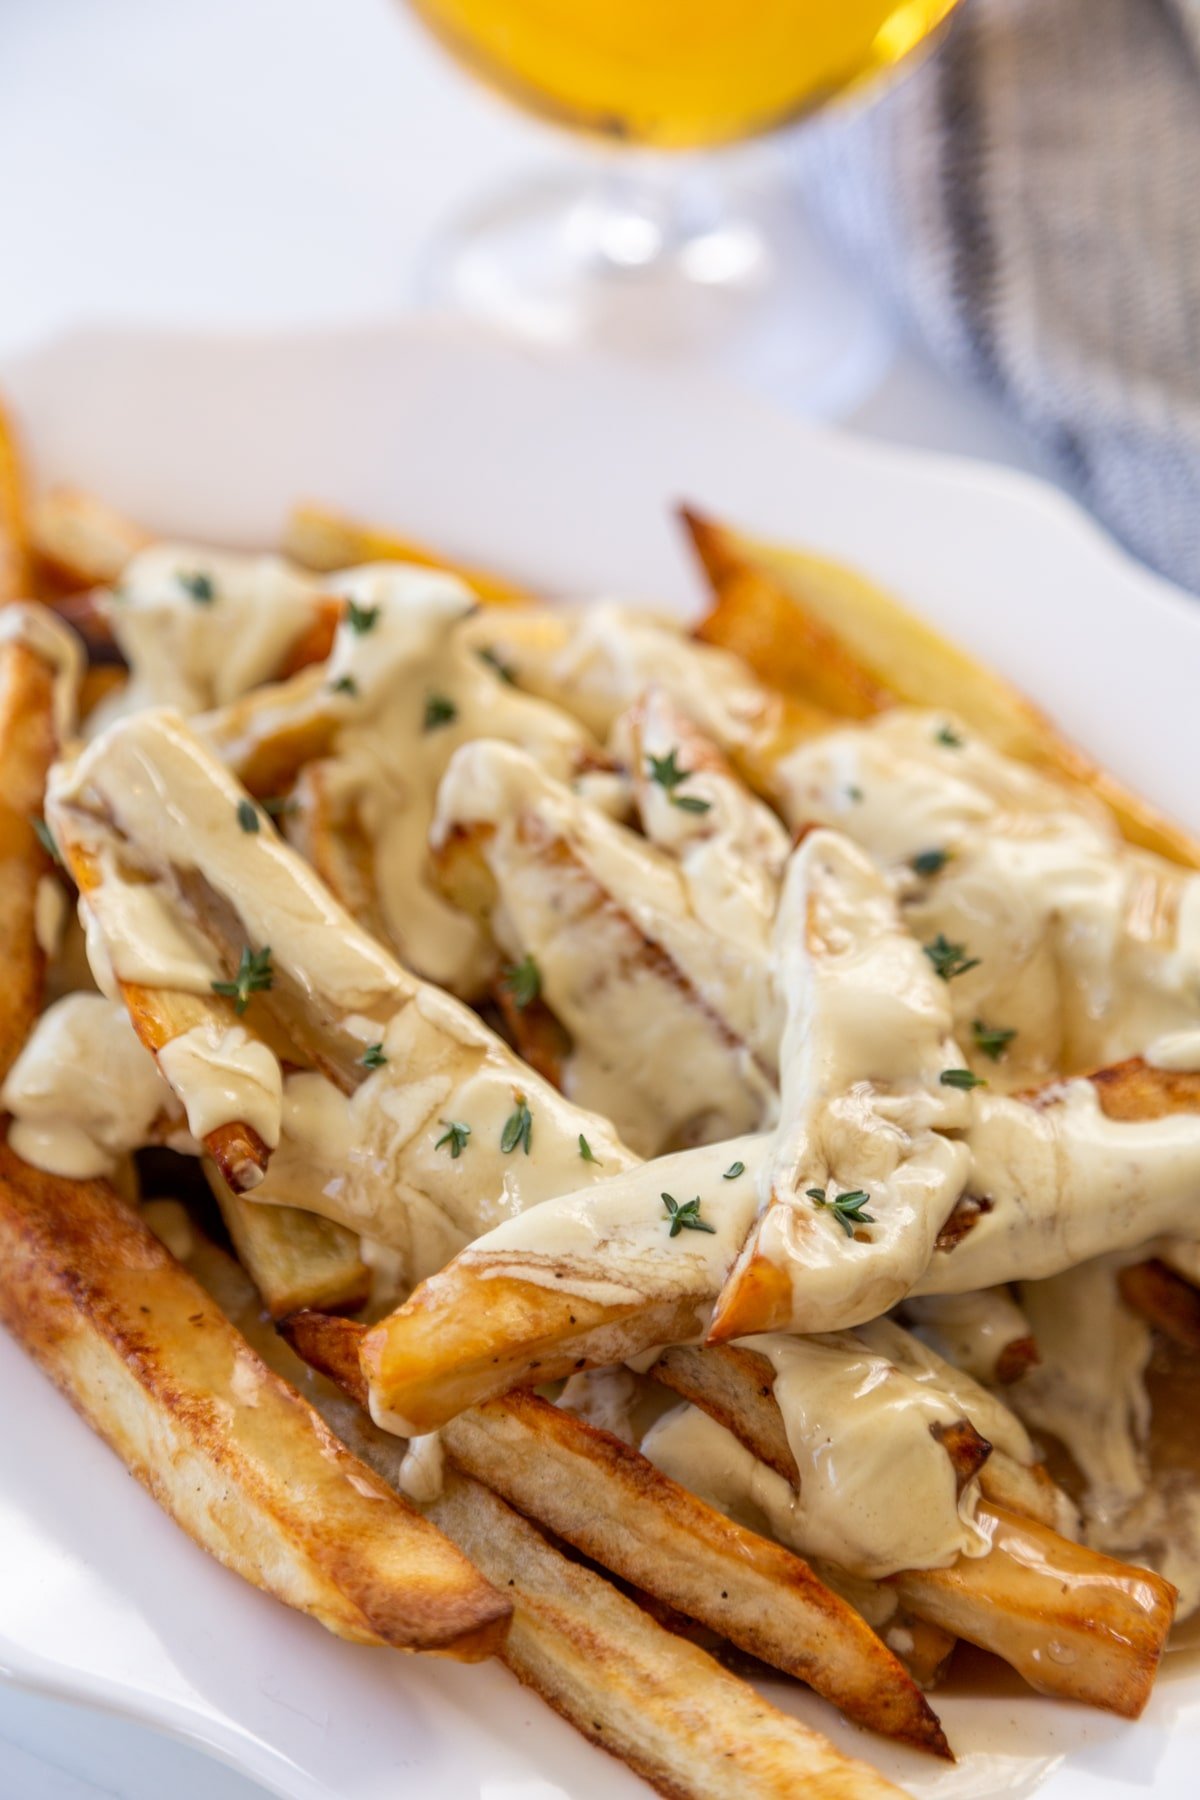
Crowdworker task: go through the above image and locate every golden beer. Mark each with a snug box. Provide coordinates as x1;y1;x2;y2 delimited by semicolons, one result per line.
408;0;960;148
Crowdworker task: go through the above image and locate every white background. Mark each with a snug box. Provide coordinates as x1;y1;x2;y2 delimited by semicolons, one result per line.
0;2;1059;1792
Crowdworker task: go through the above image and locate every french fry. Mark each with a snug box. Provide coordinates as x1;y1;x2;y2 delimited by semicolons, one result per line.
1118;1258;1200;1352
283;502;535;608
57;832;274;1193
443;1391;952;1757
429;1470;910;1800
0;643;57;1082
0;397;32;603
683;507;1200;870
431;742;777;1155
894;1506;1174;1719
923;1059;1200;1294
29;485;151;593
207;1163;370;1320
651;1342;1173;1717
0;608;82;1082
0;1142;509;1659
282;1310;949;1755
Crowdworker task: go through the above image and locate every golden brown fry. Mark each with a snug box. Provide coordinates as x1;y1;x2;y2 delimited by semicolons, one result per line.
284;1296;928;1785
894;1506;1174;1719
359;1260;707;1436
442;1390;951;1757
490;973;569;1090
60;835;272;1192
683;508;1200;870
652;1343;1174;1716
208;1167;370;1320
1119;1259;1200;1352
430;1470;912;1800
286;1313;951;1754
79;663;128;722
283;503;536;608
0;639;62;1082
0;398;32;603
30;485;151;593
0;1143;509;1659
1086;1055;1200;1121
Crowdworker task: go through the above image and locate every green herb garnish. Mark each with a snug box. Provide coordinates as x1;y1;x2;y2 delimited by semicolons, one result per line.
478;646;516;686
646;746;711;815
806;1187;875;1237
500;1096;533;1156
723;1161;745;1180
923;933;980;982
361;1043;388;1070
261;795;298;820
935;723;964;748
972;1020;1017;1061
32;817;61;864
211;945;273;1014
940;1069;987;1091
435;1119;471;1158
661;1193;716;1237
578;1134;601;1164
911;847;949;878
423;692;457;732
501;953;541;1011
236;799;260;834
345;600;379;634
329;674;359;697
847;785;864;803
178;571;214;604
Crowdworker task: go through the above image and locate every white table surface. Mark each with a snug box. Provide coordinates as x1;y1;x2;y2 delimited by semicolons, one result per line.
0;2;1060;1793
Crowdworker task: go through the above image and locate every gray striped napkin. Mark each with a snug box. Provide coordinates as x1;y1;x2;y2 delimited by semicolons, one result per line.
803;0;1200;595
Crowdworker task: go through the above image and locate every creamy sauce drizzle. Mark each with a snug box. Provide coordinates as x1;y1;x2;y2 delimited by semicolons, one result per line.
2;993;174;1177
51;708;635;1273
0;602;84;740
158;1023;283;1150
775;709;1200;1091
90;543;325;730
920;1079;1200;1291
431;738;778;1155
723;828;972;1333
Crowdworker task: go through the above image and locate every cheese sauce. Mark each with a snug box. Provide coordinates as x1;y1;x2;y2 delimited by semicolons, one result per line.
646;1314;1035;1579
90;544;326;730
775;710;1200;1090
920;1079;1200;1292
718;829;972;1335
1;993;175;1178
201;567;598;994
0;602;84;740
51;709;636;1272
431;739;778;1155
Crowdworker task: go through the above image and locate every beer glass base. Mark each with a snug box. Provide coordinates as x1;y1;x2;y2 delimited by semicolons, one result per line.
413;159;894;419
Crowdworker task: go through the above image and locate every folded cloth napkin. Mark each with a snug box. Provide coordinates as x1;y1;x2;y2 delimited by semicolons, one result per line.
803;0;1200;595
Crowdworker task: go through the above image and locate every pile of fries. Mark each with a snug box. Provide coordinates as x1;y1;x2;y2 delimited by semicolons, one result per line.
3;389;1200;1800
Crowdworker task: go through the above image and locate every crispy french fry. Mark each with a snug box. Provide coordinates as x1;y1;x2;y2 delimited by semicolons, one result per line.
208;1164;370;1320
283;502;535;608
651;1343;1173;1716
894;1506;1174;1718
443;1391;951;1757
79;663;128;721
0;398;32;603
0;1143;509;1658
282;1310;948;1755
0;609;81;1082
1119;1259;1200;1351
490;973;569;1090
683;508;1200;870
430;1470;910;1800
0;644;57;1082
30;485;151;593
359;1260;710;1435
1088;1056;1200;1121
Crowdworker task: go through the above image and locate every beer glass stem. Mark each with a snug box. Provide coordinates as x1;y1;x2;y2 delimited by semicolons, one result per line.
414;150;894;417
